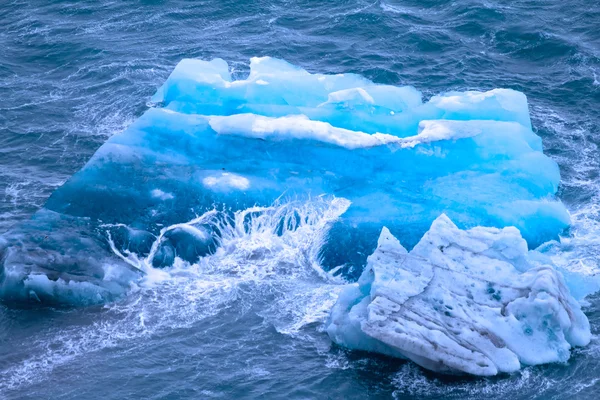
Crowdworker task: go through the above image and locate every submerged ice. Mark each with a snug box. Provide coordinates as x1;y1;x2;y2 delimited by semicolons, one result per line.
327;215;590;376
0;56;594;374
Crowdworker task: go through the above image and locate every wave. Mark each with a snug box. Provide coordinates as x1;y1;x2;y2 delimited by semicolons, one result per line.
0;197;348;392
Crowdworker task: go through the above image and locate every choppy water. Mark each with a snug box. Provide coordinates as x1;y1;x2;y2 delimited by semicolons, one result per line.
1;0;599;398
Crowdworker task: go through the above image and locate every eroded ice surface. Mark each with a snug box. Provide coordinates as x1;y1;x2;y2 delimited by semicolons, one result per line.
0;57;574;304
327;215;591;376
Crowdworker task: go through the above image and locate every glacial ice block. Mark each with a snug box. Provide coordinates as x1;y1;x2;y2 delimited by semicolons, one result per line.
145;57;568;249
0;57;571;304
327;215;590;376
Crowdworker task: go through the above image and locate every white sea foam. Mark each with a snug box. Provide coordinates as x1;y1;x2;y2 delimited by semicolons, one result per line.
0;197;350;392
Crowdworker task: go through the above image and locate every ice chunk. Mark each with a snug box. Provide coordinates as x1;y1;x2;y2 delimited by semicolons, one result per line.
0;58;571;305
327;215;590;376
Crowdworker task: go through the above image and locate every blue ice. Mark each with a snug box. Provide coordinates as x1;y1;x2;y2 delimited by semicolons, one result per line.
0;57;575;306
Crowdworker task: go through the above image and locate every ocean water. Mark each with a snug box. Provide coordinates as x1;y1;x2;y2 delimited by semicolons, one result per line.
1;0;599;398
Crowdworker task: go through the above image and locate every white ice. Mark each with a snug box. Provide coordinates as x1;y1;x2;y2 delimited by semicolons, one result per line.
327;215;591;376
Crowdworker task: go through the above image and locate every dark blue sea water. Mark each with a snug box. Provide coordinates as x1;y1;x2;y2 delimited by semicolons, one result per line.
1;0;599;398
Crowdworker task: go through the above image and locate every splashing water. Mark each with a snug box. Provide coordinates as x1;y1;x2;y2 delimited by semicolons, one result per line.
1;197;350;393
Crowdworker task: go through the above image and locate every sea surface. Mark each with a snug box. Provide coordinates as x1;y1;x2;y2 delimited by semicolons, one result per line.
1;0;599;398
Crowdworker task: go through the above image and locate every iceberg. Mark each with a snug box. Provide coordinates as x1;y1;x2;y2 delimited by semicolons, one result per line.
327;215;590;376
0;57;572;305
